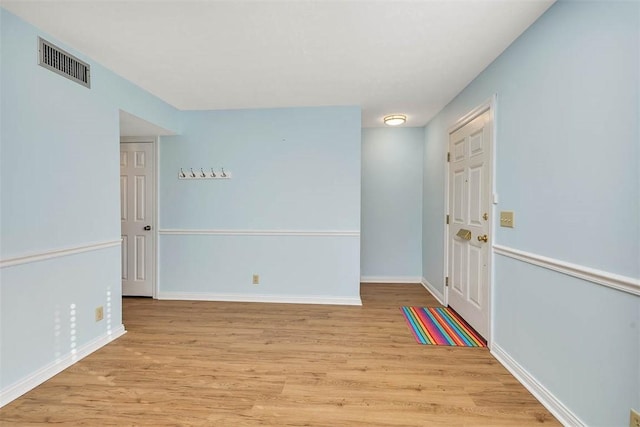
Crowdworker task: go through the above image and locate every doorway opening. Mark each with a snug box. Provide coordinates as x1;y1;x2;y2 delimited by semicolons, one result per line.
118;109;175;298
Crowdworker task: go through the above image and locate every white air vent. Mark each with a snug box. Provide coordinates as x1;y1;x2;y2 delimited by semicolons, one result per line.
38;37;90;88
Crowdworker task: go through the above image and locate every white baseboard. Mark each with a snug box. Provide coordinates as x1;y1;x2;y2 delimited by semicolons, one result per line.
491;343;585;427
360;276;422;284
420;277;446;305
157;292;362;306
0;325;126;408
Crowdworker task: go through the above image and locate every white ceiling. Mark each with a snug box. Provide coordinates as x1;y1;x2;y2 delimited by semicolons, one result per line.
3;0;554;128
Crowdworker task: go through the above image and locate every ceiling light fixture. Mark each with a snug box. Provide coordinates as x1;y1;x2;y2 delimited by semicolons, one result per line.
383;114;406;126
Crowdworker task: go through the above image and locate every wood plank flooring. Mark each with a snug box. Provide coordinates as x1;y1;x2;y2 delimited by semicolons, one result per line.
0;284;559;426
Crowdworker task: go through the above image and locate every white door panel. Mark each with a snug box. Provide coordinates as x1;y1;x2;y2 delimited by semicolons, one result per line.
453;170;465;223
453;137;466;161
468;244;483;307
121;236;128;280
469;129;485;156
120;142;154;297
469;164;484;226
135;176;146;220
452;240;466;295
447;109;492;339
120;176;128;221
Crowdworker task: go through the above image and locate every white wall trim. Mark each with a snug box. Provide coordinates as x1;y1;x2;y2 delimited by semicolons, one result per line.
448;97;494;134
157;292;362;306
491;343;585;427
0;239;122;269
493;244;640;297
420;277;446;305
0;325;126;408
360;276;422;284
159;229;360;237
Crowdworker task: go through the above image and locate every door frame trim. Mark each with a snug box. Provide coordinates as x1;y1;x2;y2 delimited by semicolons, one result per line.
443;95;497;345
120;136;158;299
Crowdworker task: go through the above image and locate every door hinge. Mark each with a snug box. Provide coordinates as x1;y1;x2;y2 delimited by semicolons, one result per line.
445;277;449;287
446;214;450;225
447;152;450;162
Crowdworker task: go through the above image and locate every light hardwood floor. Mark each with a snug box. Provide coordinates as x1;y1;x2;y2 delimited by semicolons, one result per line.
0;284;559;426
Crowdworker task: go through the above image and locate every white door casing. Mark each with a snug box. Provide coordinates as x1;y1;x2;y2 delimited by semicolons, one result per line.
447;108;492;339
120;142;154;297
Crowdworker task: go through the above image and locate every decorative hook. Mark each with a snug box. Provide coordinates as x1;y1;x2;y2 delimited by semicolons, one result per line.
200;168;207;178
210;167;216;177
190;168;196;178
221;168;227;178
179;168;186;178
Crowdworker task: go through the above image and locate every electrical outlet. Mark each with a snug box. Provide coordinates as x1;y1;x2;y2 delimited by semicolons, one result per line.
252;274;260;285
95;306;104;322
630;409;640;427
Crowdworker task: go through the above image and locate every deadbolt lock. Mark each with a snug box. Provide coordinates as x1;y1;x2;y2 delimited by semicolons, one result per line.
483;213;489;221
477;234;488;243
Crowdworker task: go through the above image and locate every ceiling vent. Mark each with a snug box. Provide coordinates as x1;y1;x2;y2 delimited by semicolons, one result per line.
38;37;90;88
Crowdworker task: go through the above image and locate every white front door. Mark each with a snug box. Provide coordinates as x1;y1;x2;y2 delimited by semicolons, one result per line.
120;142;154;297
447;109;492;339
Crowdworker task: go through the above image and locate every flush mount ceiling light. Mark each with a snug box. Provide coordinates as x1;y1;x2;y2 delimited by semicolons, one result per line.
383;114;406;126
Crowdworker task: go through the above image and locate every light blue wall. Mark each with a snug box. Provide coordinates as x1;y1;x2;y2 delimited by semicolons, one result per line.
0;9;180;393
0;9;181;257
158;107;361;301
0;249;121;387
422;1;639;425
422;114;447;292
361;127;423;280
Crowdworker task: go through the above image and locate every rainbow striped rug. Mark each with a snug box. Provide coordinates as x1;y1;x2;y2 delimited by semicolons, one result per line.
400;307;486;347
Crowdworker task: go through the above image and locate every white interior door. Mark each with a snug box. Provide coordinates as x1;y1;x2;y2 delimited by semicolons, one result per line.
120;142;154;297
447;109;492;339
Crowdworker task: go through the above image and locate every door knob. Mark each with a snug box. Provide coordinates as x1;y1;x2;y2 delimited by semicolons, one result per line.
477;234;488;242
143;225;151;231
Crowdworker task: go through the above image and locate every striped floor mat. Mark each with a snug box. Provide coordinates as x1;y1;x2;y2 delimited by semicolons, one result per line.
400;306;486;347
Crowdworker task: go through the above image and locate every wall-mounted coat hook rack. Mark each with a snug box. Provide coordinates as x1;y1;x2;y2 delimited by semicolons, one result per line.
178;167;232;180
